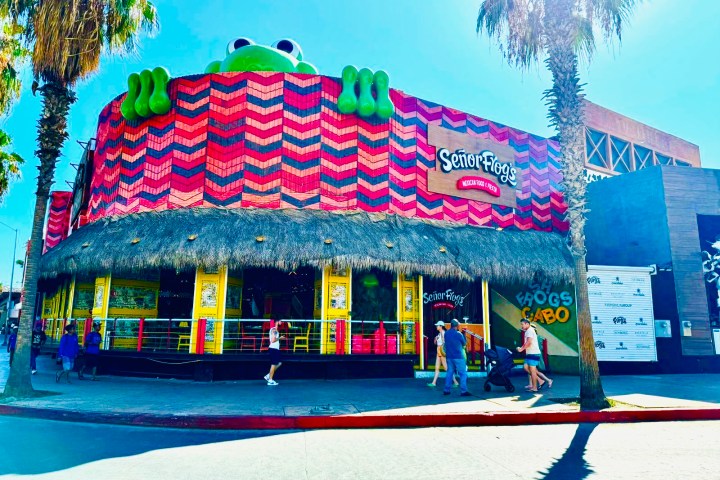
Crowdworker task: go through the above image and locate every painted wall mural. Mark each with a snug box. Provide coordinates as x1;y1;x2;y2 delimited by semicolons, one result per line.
77;72;566;233
491;281;579;374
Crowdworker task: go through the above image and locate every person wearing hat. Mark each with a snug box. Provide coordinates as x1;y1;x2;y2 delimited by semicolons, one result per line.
30;321;47;374
6;324;18;366
517;317;542;392
80;322;103;381
427;320;459;388
442;319;471;396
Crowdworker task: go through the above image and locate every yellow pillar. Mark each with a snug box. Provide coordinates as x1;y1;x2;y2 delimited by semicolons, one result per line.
93;274;112;319
192;266;227;354
321;266;351;354
482;280;491;348
65;276;76;319
398;273;420;355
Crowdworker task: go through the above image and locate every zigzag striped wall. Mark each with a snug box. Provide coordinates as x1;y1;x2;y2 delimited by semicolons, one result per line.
44;191;73;252
85;72;567;232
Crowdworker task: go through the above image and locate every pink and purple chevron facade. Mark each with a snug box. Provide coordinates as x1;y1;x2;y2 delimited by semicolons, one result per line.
47;71;568;250
44;191;73;253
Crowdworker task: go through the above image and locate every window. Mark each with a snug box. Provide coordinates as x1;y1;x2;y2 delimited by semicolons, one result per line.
634;145;653;170
586;128;609;169
656;153;672;165
610;136;631;173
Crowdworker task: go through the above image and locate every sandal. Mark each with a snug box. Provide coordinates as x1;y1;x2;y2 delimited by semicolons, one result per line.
538;381;546;390
547;380;553;389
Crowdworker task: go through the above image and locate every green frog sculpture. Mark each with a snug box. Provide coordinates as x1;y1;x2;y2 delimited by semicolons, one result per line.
120;37;394;121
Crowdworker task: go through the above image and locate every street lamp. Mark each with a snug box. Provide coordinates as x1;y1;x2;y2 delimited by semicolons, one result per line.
0;220;18;347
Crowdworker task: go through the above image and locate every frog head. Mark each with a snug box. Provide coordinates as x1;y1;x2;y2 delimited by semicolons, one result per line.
205;38;318;74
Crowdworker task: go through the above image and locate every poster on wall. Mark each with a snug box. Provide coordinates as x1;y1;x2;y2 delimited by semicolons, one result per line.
587;266;657;362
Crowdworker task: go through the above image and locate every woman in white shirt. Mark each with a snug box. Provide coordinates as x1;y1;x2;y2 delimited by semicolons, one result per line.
427;321;459;388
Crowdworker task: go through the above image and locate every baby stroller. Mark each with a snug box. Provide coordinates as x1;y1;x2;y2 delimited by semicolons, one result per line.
483;346;516;392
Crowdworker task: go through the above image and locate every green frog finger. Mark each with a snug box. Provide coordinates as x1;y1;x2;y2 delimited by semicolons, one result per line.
149;67;171;115
135;69;153;118
374;70;393;120
121;73;141;120
356;68;376;118
338;65;359;114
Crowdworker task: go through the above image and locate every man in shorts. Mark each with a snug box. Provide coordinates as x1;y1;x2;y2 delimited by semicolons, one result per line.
517;317;541;392
264;321;285;386
56;324;79;384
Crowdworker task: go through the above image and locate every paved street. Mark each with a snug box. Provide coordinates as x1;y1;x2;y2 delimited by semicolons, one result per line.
1;417;717;479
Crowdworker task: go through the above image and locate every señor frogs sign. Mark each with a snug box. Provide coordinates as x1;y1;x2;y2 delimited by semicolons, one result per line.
427;124;520;208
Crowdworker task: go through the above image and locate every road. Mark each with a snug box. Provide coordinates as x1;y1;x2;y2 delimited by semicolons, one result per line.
0;417;717;479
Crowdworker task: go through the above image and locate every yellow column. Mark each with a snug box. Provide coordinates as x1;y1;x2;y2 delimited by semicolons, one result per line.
93;274;112;319
321;266;351;354
398;273;420;355
192;266;227;354
482;280;491;348
65;276;76;319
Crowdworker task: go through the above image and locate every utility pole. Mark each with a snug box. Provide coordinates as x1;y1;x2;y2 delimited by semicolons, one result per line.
1;221;18;346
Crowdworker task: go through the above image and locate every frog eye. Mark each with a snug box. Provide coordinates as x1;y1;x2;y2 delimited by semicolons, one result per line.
227;37;255;54
272;39;303;61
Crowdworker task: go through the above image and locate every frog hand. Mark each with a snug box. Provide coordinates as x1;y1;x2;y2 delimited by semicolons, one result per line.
120;67;172;120
337;65;394;120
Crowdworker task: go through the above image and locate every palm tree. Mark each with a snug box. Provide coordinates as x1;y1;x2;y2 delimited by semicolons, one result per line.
477;0;638;409
1;0;157;398
0;18;27;201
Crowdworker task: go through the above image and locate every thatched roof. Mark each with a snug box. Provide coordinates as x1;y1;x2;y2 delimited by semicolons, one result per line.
40;208;573;285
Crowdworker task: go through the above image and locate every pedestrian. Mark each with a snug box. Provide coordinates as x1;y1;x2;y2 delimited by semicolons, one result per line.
531;324;553;390
7;325;18;366
517;318;541;392
56;324;80;384
264;320;285;386
442;319;471;397
30;322;47;374
427;320;459;388
79;322;102;381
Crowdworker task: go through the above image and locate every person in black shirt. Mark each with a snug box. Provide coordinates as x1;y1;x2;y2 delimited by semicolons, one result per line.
31;322;47;375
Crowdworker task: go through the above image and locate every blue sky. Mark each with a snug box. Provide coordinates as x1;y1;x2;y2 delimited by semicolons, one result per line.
0;0;718;289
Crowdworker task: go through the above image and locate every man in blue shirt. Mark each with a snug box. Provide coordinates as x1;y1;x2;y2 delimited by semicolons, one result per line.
80;322;102;381
443;319;471;396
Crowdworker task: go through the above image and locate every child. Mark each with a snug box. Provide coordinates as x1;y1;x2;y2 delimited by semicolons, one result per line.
56;324;79;383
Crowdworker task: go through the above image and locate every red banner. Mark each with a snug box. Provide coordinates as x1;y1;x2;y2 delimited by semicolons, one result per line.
456;176;501;197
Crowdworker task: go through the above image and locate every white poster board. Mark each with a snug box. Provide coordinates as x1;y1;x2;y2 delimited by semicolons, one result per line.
587;266;657;362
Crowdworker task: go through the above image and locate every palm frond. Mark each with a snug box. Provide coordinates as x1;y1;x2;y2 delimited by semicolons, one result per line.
0;127;23;202
477;0;545;69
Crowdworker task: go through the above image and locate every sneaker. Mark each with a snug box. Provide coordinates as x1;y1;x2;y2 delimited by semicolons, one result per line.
452;383;459;388
460;392;472;397
443;391;451;396
426;383;436;387
31;370;37;375
267;380;279;386
263;374;270;382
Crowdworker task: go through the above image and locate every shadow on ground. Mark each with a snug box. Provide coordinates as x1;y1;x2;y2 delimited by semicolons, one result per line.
537;423;597;480
0;416;288;476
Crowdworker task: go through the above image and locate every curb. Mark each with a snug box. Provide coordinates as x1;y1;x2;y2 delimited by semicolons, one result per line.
1;404;719;430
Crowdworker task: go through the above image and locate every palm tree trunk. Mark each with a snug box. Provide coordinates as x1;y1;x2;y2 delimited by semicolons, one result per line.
544;0;609;410
2;82;75;399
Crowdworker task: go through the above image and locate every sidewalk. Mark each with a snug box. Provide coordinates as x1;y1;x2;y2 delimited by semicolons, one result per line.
1;352;719;429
